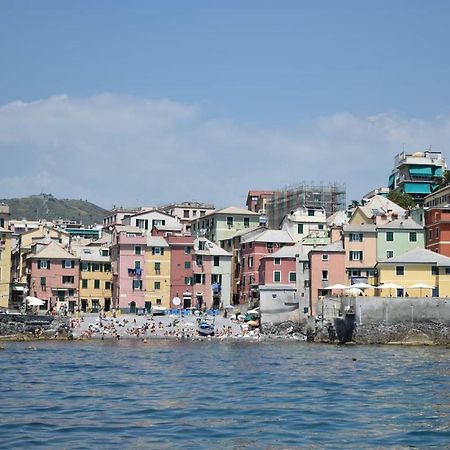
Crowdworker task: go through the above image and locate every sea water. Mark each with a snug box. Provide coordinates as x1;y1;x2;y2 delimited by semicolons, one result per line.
0;340;449;449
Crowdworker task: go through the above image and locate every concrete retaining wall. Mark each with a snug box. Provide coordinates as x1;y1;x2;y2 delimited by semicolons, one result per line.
319;296;450;325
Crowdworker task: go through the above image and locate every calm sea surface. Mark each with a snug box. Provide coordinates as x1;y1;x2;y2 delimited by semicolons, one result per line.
0;340;449;449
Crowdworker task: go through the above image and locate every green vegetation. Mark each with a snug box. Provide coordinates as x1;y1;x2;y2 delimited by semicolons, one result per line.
387;190;416;210
0;193;108;225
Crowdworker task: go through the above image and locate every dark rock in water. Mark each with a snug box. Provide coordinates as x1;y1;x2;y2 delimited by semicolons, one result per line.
334;314;356;343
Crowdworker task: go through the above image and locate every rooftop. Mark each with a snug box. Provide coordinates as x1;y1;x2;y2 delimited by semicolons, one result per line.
377;247;450;266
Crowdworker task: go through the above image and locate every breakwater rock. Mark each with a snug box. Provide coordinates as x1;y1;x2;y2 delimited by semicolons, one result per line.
352;321;450;345
0;313;70;339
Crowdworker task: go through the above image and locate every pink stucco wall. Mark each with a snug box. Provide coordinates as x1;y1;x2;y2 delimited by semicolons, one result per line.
259;257;296;285
309;251;346;315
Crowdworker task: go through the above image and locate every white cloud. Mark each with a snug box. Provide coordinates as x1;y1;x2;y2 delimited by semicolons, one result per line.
0;93;448;209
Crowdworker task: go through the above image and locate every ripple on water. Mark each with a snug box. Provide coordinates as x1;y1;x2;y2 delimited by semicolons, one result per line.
0;341;448;449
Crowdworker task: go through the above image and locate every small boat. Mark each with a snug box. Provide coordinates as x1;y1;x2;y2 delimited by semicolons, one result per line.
198;321;215;337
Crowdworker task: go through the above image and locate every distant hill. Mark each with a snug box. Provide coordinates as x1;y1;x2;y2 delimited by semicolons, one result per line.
0;194;109;225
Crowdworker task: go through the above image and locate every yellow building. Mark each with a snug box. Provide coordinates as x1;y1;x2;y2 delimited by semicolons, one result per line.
376;248;450;297
144;236;170;309
75;246;112;313
0;204;12;308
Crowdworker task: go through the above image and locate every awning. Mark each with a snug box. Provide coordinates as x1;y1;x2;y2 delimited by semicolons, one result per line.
409;166;433;177
403;182;432;194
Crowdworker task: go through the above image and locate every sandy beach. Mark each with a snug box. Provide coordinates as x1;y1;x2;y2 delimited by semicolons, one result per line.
70;312;261;341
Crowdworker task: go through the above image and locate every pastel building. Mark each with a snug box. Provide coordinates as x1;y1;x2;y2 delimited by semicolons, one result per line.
191;206;260;243
0;204;12;308
280;206;329;244
26;241;80;312
343;224;377;285
165;234;194;309
377;218;425;261
145;236;171;309
259;244;298;286
192;237;232;309
160;201;215;234
111;226;146;312
425;206;450;256
75;246;112;313
122;209;180;231
309;240;346;315
349;195;406;226
376;248;450;297
239;229;294;305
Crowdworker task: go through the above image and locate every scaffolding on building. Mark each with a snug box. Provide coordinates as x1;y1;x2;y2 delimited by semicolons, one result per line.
266;181;346;228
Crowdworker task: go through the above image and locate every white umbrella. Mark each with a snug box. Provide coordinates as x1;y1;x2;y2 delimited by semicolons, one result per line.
25;296;45;306
376;283;404;296
323;284;348;290
247;308;260;315
225;305;235;309
351;282;373;289
345;287;363;296
409;283;435;297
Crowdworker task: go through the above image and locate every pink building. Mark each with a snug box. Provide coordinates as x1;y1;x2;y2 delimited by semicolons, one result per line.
309;240;346;315
111;226;146;312
259;245;298;285
165;234;194;309
239;229;294;304
27;241;80;312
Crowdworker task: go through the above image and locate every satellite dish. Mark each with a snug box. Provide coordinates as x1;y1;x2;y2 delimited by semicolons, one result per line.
172;297;181;306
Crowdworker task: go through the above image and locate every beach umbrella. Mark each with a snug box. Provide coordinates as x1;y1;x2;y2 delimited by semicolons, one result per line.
247;308;260;315
351;282;373;289
376;283;404;296
25;296;45;306
345;287;363;296
409;283;435;297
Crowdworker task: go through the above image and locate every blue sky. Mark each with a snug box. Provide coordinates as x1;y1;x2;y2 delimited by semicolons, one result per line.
1;1;450;208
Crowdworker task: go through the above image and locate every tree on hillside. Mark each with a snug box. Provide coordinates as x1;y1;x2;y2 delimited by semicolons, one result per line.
387;190;416;210
436;169;450;190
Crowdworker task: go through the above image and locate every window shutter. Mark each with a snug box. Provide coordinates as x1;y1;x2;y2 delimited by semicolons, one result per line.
47;261;51;270
152;248;155;255
71;260;75;269
62;260;65;268
38;260;41;269
161;248;164;255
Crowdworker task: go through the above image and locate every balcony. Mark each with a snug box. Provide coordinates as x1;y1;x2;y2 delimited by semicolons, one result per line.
128;268;143;277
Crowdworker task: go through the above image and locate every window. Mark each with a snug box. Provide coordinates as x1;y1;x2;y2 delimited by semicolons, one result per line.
318;224;324;230
185;277;192;285
242;257;245;268
93;263;100;271
244;217;250;228
196;255;203;266
289;272;296;282
155;262;161;274
184;261;191;269
105;281;111;290
386;232;394;242
154;281;161;290
200;211;206;217
431;266;439;275
273;271;281;282
63;276;74;284
349;233;363;242
183;210;190;218
308;209;314;216
303;261;310;270
135;246;142;255
226;216;234;227
101;249;109;257
64;260;73;269
134;261;141;269
304;280;310;287
322;270;329;280
267;242;273;249
349;251;363;261
274;258;281;265
156;298;162;306
152;247;164;255
322;254;329;261
349;270;361;277
214;256;220;267
68;289;74;297
40;277;46;286
82;279;88;289
38;260;48;269
94;279;100;289
396;266;404;276
297;223;304;234
81;262;89;271
249;242;253;248
386;250;394;259
248;256;253;268
409;232;417;242
133;279;142;290
242;243;246;250
184;246;191;254
104;264;111;272
435;227;440;238
194;274;203;284
428;229;432;240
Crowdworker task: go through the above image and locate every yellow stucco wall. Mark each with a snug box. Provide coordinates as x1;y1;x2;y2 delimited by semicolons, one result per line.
0;231;12;308
79;264;113;311
349;208;371;225
145;248;171;308
377;263;450;297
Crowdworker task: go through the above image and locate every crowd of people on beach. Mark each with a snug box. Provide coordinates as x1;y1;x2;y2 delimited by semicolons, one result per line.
70;312;261;341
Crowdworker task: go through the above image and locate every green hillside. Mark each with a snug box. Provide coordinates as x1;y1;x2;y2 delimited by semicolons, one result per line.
0;194;108;225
